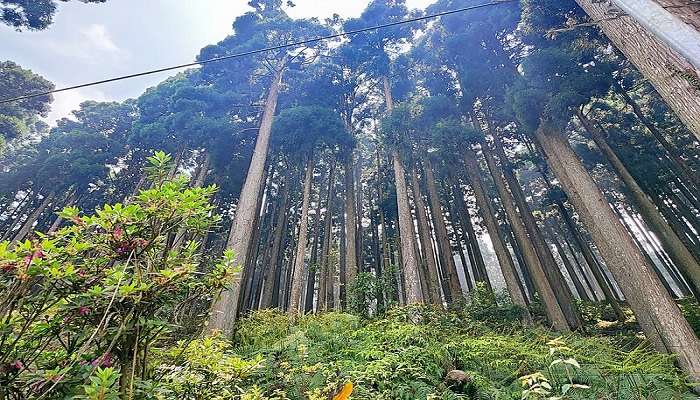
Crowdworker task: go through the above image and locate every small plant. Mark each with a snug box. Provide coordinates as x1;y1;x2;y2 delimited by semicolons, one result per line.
519;337;590;399
0;151;235;399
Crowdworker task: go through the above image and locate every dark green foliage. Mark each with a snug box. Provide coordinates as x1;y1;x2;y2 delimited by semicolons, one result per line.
272;105;353;161
0;61;53;151
218;307;694;399
0;0;106;30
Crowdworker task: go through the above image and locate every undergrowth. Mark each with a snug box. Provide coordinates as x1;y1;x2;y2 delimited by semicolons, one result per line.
204;304;696;400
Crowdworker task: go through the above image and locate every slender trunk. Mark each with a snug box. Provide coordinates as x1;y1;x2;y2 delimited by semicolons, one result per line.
410;165;442;304
555;196;626;320
208;66;284;334
392;150;423;304
546;223;589;301
535;120;700;381
490;130;581;330
552;220;596;301
239;163;273;315
482;143;568;329
579;111;700;299
261;173;290;309
451;176;489;289
613;81;700;189
319;159;337;312
305;169;325;313
462;149;531;323
424;158;463;302
444;191;474;292
288;157;315;315
344;155;358;305
11;192;54;245
1;190;31;238
383;74;421;304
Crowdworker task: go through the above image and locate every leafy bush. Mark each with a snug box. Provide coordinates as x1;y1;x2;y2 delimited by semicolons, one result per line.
0;152;235;399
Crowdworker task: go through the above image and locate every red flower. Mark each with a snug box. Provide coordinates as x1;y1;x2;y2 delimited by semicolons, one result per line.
10;360;23;371
91;352;113;368
114;226;123;239
78;306;90;316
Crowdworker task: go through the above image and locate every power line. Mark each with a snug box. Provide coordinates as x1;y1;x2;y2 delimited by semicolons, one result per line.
0;0;515;105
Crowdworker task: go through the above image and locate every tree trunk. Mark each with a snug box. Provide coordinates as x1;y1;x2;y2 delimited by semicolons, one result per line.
575;0;700;140
444;191;474;292
424;158;463;303
490;130;581;330
613;80;700;189
546;223;589;301
344;155;358;306
392;150;423;304
1;190;31;239
261;173;290;309
535;119;700;381
239;163;273;315
482;143;569;329
305;168;325;313
11;192;54;245
462;149;531;323
578;110;700;299
288;157;315;315
208;66;284;334
450;176;490;289
319;159;337;312
410;165;442;304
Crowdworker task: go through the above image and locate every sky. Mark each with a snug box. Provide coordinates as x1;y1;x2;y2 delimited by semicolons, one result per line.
1;0;434;124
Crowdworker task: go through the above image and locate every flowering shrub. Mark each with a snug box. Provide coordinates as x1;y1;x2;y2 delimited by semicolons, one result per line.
0;152;235;399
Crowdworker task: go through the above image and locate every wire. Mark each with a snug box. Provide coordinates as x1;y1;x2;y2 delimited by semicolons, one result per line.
0;0;515;105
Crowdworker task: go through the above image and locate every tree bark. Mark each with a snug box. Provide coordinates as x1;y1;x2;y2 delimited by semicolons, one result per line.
490;130;581;330
410;165;442;304
424;158;463;302
288;157;315;315
462;149;531;322
535;120;700;382
343;155;358;306
482;143;568;329
208;66;284;334
305;168;325;313
319;159;336;312
392;150;423;304
450;176;490;289
261;172;290;309
575;0;700;140
578;110;700;299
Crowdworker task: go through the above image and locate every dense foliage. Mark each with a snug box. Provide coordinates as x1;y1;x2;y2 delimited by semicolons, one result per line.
2;0;700;397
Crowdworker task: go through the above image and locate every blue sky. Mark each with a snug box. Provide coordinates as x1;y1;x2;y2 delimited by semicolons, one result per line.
1;0;432;124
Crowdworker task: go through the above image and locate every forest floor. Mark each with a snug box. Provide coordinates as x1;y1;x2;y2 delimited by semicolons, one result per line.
175;299;700;399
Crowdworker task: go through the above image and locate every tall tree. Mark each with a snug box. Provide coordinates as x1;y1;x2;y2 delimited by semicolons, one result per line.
507;22;700;379
204;0;328;333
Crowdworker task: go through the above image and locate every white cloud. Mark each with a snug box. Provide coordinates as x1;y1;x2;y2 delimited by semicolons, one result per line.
45;86;109;126
80;24;120;53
